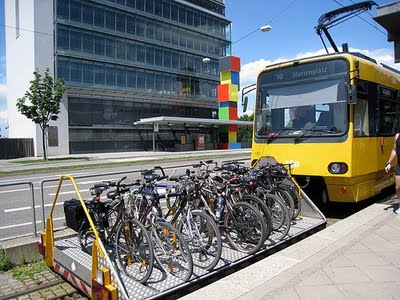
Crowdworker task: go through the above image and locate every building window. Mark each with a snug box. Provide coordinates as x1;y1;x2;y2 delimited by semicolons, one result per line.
95;65;105;84
83;63;94;84
116;13;126;32
94;7;105;27
48;126;59;147
82;32;93;53
105;10;115;30
70;0;82;22
57;27;69;50
82;3;93;25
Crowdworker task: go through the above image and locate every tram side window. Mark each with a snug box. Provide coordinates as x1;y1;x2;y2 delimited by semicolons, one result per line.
354;81;369;137
378;86;398;135
256;94;272;135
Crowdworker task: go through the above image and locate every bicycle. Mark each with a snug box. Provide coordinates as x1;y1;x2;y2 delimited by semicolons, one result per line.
164;168;223;271
130;167;194;282
78;176;154;284
190;161;267;254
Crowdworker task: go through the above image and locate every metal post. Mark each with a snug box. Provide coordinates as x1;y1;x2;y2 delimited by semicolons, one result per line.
153;123;156;152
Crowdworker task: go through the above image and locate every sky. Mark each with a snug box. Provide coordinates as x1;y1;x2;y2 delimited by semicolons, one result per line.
0;0;399;133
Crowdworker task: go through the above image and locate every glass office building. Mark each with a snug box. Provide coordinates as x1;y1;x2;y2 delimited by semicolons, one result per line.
55;0;231;153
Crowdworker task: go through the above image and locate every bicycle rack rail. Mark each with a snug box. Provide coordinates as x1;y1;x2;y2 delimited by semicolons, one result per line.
38;165;326;300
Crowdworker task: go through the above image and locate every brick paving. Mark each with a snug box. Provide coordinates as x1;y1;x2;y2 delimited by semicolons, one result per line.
0;267;86;300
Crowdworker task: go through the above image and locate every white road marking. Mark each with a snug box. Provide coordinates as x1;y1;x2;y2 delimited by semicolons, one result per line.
0;178;120;194
4;202;63;213
0;217;64;231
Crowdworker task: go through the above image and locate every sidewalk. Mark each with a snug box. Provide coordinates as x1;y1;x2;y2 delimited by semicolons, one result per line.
182;201;400;300
0;148;251;174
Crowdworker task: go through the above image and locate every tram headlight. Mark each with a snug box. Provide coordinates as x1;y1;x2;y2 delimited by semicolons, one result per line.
328;162;348;174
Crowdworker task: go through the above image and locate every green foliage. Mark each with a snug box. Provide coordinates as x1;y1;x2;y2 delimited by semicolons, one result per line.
16;68;65;159
0;248;13;271
10;260;46;282
238;113;254;142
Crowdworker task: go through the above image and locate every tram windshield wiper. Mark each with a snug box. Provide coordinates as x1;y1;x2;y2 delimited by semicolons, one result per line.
266;128;290;144
293;128;338;143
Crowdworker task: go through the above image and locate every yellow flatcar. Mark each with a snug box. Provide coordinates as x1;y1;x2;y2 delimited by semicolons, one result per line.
249;52;400;203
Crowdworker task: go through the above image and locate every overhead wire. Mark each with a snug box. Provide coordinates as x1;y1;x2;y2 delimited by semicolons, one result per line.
332;0;387;36
231;0;299;45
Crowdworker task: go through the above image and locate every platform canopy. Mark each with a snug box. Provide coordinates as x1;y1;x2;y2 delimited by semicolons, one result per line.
133;116;253;127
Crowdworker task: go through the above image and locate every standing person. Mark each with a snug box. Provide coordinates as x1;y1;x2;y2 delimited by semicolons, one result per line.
385;132;400;201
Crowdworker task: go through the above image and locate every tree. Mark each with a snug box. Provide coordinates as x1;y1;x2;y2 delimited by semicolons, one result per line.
16;69;65;160
238;113;254;142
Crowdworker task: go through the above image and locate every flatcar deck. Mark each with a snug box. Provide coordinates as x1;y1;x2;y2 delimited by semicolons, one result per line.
52;192;325;300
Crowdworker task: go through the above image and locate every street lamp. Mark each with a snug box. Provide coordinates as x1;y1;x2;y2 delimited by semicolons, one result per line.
260;25;272;32
203;24;272;62
232;24;272;45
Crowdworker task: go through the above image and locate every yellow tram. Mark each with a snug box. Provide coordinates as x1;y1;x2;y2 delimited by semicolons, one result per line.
249;52;400;203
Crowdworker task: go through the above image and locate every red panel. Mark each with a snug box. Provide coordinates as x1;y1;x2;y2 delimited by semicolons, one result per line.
229;107;238;120
217;84;229;101
229;125;238;132
230;56;241;72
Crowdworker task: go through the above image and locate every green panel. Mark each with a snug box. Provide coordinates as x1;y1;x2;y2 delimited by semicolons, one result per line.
218;107;229;120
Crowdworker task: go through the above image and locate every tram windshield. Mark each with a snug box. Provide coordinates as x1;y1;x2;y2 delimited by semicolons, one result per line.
255;59;348;138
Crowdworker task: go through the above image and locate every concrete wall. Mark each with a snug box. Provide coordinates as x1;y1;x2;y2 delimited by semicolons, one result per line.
5;0;69;156
5;0;37;148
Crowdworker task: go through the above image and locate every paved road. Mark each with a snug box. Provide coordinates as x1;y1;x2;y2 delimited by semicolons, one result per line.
0;156;249;241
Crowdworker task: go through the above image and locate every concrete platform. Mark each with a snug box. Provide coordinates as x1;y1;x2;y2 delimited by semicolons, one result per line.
181;203;400;300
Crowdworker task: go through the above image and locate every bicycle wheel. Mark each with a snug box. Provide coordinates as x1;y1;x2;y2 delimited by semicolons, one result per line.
276;189;295;220
177;210;222;271
280;184;301;219
241;194;273;242
263;193;291;241
115;218;154;284
224;202;266;254
151;221;193;282
78;224;95;253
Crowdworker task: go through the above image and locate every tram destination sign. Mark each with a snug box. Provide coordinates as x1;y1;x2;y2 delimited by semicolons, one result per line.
260;59;348;85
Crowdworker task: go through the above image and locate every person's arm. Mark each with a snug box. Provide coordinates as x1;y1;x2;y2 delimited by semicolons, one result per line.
385;133;399;172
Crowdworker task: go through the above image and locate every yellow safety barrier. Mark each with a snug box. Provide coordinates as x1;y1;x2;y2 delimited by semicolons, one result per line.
40;174;116;299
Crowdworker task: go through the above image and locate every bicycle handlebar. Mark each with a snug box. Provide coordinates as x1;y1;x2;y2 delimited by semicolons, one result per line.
153;165;166;177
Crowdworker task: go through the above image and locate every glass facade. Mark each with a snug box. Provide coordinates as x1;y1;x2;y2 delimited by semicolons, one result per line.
55;0;231;153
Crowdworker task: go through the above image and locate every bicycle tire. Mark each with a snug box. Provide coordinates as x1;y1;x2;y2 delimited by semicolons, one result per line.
241;194;273;242
280;184;301;219
264;193;291;241
78;223;95;253
177;210;222;271
224;201;266;254
276;189;295;220
151;221;193;282
115;218;154;284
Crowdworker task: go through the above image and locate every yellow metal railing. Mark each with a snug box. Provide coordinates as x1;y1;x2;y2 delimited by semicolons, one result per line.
41;174;109;299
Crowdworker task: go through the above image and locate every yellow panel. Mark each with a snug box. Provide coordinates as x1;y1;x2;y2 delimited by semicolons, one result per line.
220;71;232;85
228;131;237;143
228;84;238;101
